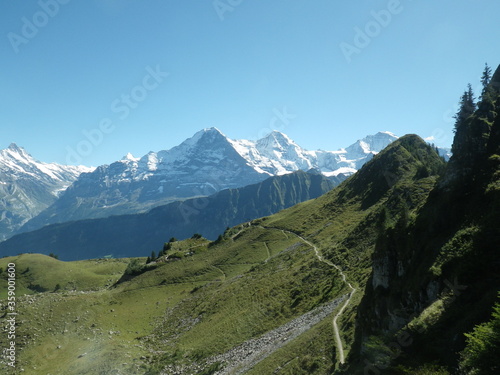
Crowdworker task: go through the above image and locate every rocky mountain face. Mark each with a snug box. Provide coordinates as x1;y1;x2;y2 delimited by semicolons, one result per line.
0;144;92;240
0;170;335;260
19;129;398;234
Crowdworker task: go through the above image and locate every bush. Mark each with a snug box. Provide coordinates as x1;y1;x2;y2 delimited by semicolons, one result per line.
28;283;49;293
124;259;146;276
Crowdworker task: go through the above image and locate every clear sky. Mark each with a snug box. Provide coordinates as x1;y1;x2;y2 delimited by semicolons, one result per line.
1;0;499;166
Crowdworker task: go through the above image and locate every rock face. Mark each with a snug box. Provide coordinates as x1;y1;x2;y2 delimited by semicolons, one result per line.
20;128;399;233
0;143;92;240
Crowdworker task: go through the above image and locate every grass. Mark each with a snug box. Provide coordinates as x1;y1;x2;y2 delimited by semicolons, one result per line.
1;277;196;374
0;254;129;299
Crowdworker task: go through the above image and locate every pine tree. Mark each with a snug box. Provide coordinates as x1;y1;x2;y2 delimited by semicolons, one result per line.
453;84;476;133
480;63;492;100
150;251;156;261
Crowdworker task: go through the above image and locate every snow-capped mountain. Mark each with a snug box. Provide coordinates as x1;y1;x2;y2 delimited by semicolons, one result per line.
19;128;398;234
230;130;398;176
0;143;93;240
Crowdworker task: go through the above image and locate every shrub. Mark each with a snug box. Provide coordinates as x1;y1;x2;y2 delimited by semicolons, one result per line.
124;258;146;276
459;296;500;374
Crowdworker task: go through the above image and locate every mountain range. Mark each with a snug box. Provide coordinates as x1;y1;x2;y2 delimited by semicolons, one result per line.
0;170;335;260
13;129;401;236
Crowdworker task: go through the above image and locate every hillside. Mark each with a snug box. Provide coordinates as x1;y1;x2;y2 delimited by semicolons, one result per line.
0;171;337;260
0;134;445;374
342;64;500;374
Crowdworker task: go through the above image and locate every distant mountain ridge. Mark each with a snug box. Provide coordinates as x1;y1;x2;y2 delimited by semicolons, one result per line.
229;130;400;176
0;143;93;240
0;171;336;260
19;129;399;234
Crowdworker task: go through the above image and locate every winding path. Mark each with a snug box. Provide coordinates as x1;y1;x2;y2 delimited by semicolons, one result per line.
263;242;271;263
227;223;356;367
211;265;227;281
279;230;356;365
231;222;251;240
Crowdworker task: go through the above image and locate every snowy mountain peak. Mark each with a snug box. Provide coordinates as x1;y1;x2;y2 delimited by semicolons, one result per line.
267;130;293;141
122;152;139;162
204;126;224;134
260;131;295;147
256;130;298;152
0;144;93;180
345;132;399;159
195;126;226;139
0;144;95;240
228;130;402;177
8;142;23;152
181;126;227;148
378;131;398;138
2;143;32;162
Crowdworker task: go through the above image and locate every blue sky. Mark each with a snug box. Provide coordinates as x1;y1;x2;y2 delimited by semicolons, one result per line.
1;0;499;166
